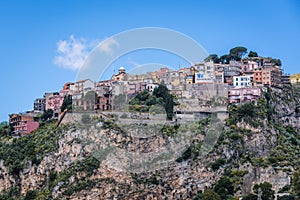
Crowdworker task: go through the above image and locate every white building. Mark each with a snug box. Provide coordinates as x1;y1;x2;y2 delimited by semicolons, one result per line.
195;72;214;83
194;61;215;83
70;79;94;95
242;60;259;72
233;75;251;87
146;83;159;92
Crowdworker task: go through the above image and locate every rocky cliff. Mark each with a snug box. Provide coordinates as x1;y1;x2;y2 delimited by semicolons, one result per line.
0;85;300;199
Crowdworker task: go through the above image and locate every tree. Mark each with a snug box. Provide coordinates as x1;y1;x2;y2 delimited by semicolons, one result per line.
243;193;258;200
165;94;174;120
270;58;282;66
61;95;72;112
145;95;157;106
41;109;53;121
153;84;174;120
292;169;300;197
229;46;247;61
201;189;222;200
238;102;255;118
24;190;38;200
0;121;11;135
211;158;226;171
204;54;220;63
0;121;8;127
248;51;258;57
128;84;174;120
176;146;192;162
253;182;275;200
214;176;234;199
136;90;150;102
220;54;229;64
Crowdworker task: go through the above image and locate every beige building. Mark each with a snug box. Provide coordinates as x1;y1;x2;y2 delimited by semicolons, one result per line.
290;73;300;84
111;67;128;81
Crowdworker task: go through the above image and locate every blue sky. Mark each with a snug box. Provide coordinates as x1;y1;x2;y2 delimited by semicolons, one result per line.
0;0;300;122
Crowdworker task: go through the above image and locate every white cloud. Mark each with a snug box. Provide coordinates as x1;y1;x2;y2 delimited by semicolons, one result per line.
54;35;97;70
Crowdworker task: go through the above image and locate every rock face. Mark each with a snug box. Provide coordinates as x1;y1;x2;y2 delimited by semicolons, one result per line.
270;87;300;129
0;86;299;199
0;127;88;195
0;160;14;192
0;122;224;199
242;165;292;194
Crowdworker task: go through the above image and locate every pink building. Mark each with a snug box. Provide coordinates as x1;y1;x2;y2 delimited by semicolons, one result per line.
94;80;113;111
9;114;39;135
228;87;261;104
45;92;65;118
242;60;259;72
127;82;147;94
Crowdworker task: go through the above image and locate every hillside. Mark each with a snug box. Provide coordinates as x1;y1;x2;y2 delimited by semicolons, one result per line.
1;85;300;200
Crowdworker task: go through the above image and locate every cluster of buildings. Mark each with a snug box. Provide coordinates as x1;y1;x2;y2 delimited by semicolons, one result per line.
104;57;287;105
9;56;297;135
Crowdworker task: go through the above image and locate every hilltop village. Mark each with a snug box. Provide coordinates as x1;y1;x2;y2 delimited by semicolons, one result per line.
8;48;300;135
2;48;300;200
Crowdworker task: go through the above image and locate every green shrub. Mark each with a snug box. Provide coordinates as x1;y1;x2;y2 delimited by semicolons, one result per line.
201;189;221;200
24;190;38;200
253;182;275;200
211;158;226;171
0;122;60;176
176;147;192;162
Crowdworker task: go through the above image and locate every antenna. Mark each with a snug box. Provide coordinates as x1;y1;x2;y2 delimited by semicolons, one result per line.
178;62;181;70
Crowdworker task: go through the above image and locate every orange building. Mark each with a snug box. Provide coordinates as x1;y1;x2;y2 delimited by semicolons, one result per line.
253;69;263;86
262;66;282;88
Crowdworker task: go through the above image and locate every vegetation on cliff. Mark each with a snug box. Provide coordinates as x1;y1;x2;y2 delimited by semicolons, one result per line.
0;85;300;199
0;122;61;176
129;83;174;120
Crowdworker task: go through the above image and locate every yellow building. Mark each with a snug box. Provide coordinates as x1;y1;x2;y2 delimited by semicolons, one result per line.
290;73;300;84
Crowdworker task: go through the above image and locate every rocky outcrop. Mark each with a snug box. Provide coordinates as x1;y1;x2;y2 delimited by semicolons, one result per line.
0;121;224;199
270;87;300;129
0;160;14;192
241;164;292;194
1;86;299;199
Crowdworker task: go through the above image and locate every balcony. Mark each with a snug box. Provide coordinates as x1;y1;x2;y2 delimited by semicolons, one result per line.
228;92;240;96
